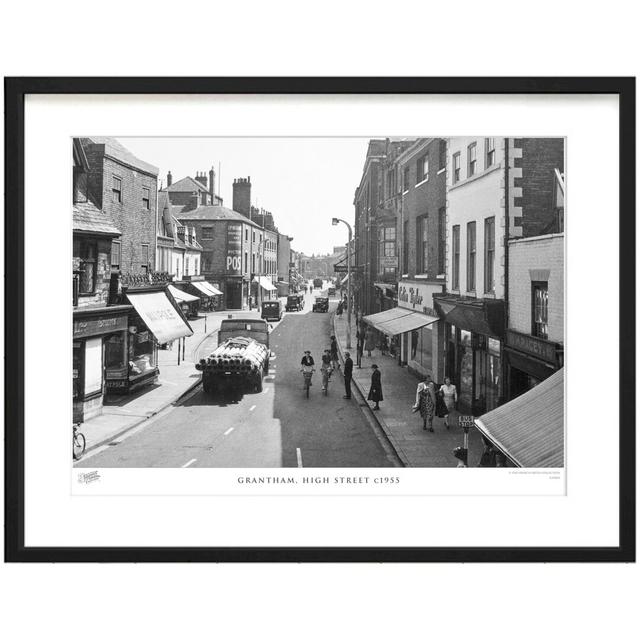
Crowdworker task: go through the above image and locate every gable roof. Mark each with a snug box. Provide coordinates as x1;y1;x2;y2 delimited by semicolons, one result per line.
82;137;159;176
177;205;261;227
164;176;210;194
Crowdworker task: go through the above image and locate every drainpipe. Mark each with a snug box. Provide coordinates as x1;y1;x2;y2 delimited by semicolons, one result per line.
503;138;510;404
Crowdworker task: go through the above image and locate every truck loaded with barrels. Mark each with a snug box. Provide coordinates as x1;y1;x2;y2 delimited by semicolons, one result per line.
196;318;273;394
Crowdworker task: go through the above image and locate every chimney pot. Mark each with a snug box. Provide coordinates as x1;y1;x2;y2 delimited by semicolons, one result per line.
167;171;172;187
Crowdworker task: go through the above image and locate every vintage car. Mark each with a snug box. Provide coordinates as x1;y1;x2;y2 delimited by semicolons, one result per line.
285;294;304;312
312;296;329;313
260;300;283;321
327;286;336;297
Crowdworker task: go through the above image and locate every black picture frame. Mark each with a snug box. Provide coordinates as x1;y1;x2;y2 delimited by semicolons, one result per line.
4;77;635;563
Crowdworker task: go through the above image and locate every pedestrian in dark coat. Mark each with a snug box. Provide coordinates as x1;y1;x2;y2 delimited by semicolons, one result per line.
330;335;340;370
367;364;383;410
343;352;353;399
364;328;375;357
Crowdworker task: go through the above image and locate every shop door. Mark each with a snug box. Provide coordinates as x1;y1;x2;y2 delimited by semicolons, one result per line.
457;330;473;412
226;281;242;309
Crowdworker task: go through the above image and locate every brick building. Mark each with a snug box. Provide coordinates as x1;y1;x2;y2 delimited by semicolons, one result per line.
163;168;223;209
80;137;159;275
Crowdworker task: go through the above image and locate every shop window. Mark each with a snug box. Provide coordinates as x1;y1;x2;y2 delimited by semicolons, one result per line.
84;337;103;397
532;282;549;339
128;324;156;380
105;333;127;374
78;240;97;294
111;241;121;270
142;186;150;210
73;342;83;401
484;217;495;292
410;324;433;373
467;221;476;292
485;138;496;168
452;225;460;289
468;142;477;177
112;175;122;203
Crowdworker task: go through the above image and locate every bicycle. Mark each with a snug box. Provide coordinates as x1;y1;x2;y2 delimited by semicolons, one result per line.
73;423;86;461
321;366;332;395
301;368;315;398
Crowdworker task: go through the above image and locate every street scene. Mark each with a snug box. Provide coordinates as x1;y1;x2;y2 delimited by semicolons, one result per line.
73;136;565;469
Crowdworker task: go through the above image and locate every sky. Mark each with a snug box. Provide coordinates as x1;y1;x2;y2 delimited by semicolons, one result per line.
120;137;370;256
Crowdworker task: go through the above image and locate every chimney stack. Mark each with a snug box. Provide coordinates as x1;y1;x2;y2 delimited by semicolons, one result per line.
167;171;172;187
232;176;252;218
209;166;216;196
195;171;208;188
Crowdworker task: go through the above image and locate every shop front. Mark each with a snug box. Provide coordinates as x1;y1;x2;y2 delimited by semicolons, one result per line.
168;284;200;319
504;329;563;401
73;305;131;422
252;275;278;307
372;281;397;314
105;287;193;394
434;294;506;416
182;275;223;312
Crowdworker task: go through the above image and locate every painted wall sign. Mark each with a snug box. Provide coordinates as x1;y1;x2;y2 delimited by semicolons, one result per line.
506;329;557;363
398;280;442;315
73;314;128;338
226;222;242;274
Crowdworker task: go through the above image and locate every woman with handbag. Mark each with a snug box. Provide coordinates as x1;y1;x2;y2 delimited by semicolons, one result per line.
439;376;458;429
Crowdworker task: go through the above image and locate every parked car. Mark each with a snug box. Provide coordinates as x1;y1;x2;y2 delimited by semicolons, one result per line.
261;300;283;321
312;296;329;313
328;286;336;297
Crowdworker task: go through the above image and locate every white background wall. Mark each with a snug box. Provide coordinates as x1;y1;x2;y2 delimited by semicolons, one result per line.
1;3;637;640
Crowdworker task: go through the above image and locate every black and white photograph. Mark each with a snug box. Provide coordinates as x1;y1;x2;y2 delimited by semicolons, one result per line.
72;135;565;471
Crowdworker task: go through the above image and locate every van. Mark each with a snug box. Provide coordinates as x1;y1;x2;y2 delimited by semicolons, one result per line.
261;300;283;321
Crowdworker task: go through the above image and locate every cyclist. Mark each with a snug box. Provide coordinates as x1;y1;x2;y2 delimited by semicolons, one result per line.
300;350;315;389
320;349;333;392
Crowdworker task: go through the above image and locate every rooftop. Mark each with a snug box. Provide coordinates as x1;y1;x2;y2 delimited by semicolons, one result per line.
73;201;121;236
82;137;159;176
177;205;261;227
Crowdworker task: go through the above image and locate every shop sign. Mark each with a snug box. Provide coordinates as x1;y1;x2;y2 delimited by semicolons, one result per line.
226;222;242;274
106;379;128;388
506;329;557;363
73;314;128;338
398;281;439;315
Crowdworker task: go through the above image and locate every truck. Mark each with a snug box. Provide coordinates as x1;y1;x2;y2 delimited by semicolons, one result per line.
313;278;323;289
196;318;272;394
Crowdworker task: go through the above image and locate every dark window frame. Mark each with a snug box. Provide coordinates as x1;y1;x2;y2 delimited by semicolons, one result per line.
531;281;549;339
78;239;98;295
484;216;495;292
140;243;149;274
112;175;122;204
452;152;461;183
452;225;460;289
437;207;446;275
438;139;446;171
485;138;496;168
468;142;477;178
417;154;429;183
142;186;150;210
111;240;121;270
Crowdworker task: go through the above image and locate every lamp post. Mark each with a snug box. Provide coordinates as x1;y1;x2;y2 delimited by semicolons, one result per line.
332;217;352;350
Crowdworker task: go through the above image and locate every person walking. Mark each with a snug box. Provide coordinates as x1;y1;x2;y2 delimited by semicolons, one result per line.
412;375;437;432
364;327;375;357
343;351;353;399
320;349;333;392
336;300;343;318
439;376;458;428
367;363;383;410
330;335;340;370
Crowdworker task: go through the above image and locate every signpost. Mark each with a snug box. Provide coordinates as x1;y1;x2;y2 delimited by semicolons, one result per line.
454;415;475;467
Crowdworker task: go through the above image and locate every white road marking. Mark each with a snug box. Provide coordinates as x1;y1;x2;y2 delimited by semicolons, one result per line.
224;427;234;436
181;458;197;468
249;405;256;412
296;448;303;468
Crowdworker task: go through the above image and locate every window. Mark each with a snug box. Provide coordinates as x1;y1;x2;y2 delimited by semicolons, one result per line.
378;226;396;275
532;282;549;339
452;226;460;289
484;217;495;292
403;165;410;192
485;138;496;168
202;226;214;239
387;168;397;198
452;153;461;183
78;240;97;294
141;244;149;274
417;154;429;183
466;222;476;291
111;240;121;270
437;207;446;274
438;139;446;171
185;258;190;276
244;252;248;273
252;231;256;243
245;228;248;242
112;176;122;203
252;254;256;272
417;216;428;273
468;143;477;177
142;186;150;210
403;220;409;274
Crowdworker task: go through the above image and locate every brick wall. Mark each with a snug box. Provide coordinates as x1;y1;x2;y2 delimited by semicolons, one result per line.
83;143;158;274
508;234;564;343
399;139;446;279
514;138;565;238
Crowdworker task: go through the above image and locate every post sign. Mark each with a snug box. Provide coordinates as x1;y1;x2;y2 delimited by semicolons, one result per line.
226;222;242;274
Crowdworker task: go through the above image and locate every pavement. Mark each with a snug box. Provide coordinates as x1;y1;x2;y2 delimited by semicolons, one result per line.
332;310;484;467
80;309;257;453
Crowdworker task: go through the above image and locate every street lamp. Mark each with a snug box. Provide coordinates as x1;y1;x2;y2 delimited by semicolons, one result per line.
332;217;353;350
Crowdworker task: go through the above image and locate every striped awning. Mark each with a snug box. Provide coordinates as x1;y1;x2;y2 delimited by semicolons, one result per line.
168;285;199;303
474;368;564;468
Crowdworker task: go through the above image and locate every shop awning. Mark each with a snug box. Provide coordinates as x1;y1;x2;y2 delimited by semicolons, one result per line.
434;294;505;338
126;291;193;343
380;311;438;336
474;368;564;468
363;307;413;332
191;281;215;297
202;282;223;296
254;276;277;292
168;285;199;303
